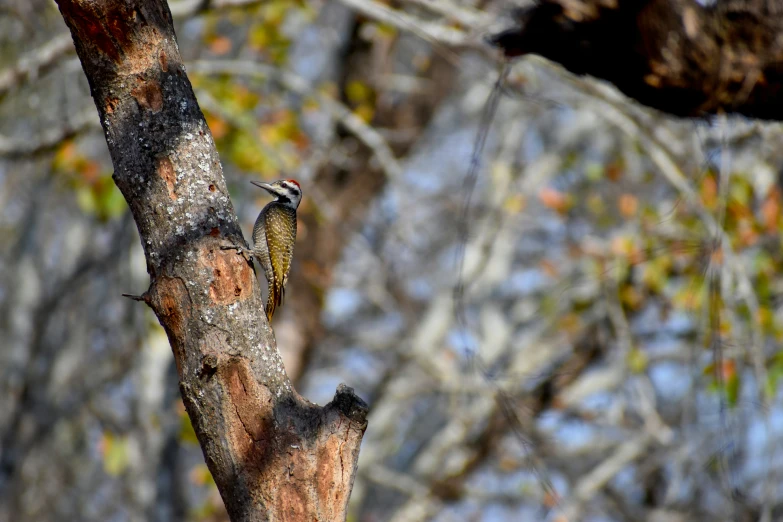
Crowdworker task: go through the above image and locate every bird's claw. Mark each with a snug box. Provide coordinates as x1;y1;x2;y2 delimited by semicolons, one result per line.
221;244;254;264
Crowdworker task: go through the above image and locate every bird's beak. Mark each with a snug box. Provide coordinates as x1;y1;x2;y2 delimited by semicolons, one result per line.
250;181;276;193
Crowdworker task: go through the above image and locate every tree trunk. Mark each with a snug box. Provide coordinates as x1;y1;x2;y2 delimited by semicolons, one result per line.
54;1;368;521
490;0;783;120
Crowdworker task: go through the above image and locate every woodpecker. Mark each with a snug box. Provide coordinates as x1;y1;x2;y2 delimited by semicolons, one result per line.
249;179;302;322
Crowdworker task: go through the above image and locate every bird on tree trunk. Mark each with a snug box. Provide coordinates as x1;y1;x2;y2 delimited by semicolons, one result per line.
250;179;302;322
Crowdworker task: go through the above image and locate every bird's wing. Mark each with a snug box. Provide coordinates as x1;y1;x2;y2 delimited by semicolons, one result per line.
252;207;274;285
264;204;297;307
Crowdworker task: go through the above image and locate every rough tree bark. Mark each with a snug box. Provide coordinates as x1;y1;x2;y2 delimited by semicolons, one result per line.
490;0;783;120
54;1;368;521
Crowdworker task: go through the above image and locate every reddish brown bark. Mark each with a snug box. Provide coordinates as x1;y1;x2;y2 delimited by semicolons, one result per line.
54;1;367;520
490;0;783;120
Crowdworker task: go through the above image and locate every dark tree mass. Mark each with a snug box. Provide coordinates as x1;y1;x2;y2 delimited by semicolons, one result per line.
491;0;783;120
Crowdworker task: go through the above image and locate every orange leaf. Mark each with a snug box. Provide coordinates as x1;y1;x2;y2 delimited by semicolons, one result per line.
709;246;724;266
618;193;638;218
81;160;100;182
206;115;228;140
761;187;781;233
539;187;570;213
605;162;623;181
738;220;758;246
721;359;736;380
539;259;558;278
701;175;718;209
209;36;232;56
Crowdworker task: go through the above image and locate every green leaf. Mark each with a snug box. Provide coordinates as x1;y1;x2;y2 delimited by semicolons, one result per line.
102;433;130;476
179;406;200;445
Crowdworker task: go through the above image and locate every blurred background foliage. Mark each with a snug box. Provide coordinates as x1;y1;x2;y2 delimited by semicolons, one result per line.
3;1;783;521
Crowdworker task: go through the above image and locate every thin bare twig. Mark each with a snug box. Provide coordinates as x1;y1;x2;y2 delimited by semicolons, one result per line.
168;0;262;17
337;0;471;47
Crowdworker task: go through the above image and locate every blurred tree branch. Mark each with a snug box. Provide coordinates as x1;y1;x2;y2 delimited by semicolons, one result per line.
52;1;368;521
188;59;403;179
337;0;473;47
0;34;74;99
0;0;268;100
0;108;95;158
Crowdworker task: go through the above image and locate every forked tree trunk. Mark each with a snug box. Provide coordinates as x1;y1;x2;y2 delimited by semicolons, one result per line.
54;1;368;520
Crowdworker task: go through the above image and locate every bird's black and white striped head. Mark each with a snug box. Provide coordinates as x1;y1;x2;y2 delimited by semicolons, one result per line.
251;179;302;209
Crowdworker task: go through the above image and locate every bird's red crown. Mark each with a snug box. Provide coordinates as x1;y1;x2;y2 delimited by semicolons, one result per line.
286;179;301;188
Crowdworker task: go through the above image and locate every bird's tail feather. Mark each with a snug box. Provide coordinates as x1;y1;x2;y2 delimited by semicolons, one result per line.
266;282;277;322
265;280;285;322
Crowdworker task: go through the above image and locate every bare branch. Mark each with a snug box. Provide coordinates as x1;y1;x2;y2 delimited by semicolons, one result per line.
337;0;471;47
0;109;96;158
399;0;491;28
0;34;74;98
168;0;261;17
